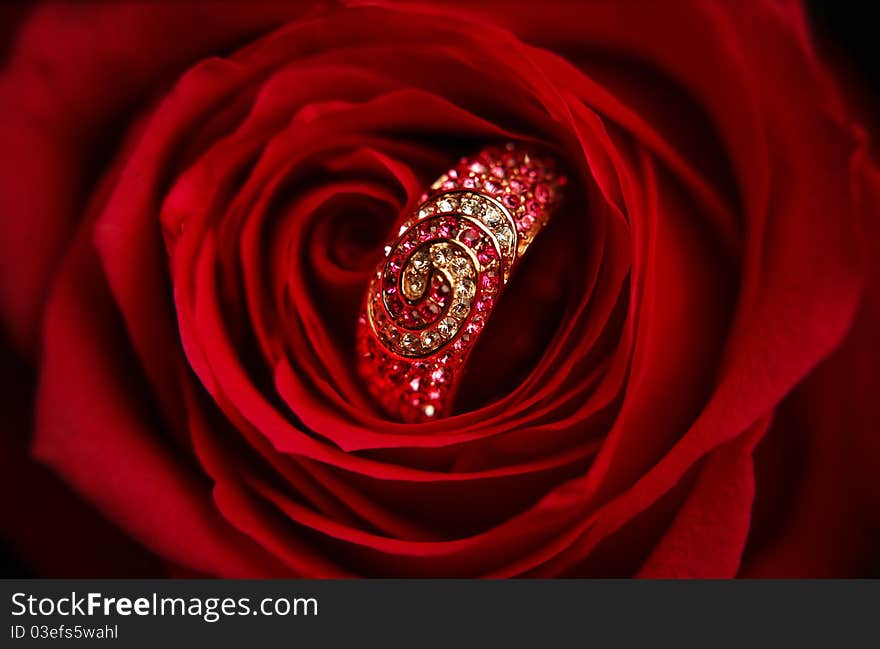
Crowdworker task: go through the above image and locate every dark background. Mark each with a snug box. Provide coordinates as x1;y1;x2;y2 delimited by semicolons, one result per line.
808;2;880;112
1;2;878;578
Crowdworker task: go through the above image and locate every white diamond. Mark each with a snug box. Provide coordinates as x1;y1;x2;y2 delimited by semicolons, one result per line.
450;256;473;277
406;277;425;295
451;301;470;317
484;207;502;227
437;317;457;337
431;245;450;265
455;279;475;298
401;333;420;350
411;253;429;271
422;404;436;417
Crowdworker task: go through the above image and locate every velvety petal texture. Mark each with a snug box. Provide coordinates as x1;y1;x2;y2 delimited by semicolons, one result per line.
0;0;877;576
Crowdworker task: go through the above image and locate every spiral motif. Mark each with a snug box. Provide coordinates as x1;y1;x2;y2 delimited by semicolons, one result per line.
357;143;565;422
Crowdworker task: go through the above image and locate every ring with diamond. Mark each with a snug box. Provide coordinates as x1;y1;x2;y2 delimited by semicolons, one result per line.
356;142;566;422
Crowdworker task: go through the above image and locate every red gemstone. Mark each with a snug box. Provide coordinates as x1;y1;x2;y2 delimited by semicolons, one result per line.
477;246;497;264
517;213;535;231
386;361;405;381
535;183;551;204
430;275;450;300
502;193;520;210
459;227;480;246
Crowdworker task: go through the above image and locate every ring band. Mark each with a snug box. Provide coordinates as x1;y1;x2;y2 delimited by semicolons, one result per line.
356;142;566;422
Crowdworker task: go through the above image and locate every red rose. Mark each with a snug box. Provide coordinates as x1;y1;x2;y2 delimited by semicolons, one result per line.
1;0;878;577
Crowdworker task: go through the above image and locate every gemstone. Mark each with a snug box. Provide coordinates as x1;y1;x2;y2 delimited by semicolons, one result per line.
430;276;450;300
451;301;470;317
401;333;420;351
535;183;551;204
495;229;512;247
410;377;421;391
382;325;400;341
483;207;503;227
459;227;480;246
419;222;436;238
455;279;475;298
439;199;455;212
437;317;458;338
421;330;439;347
469;161;487;174
411;252;429;271
431;366;448;382
422;404;436;417
517;213;536;231
502;194;520;210
450;256;473;277
431;245;450;264
477;247;497;264
386;361;405;381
